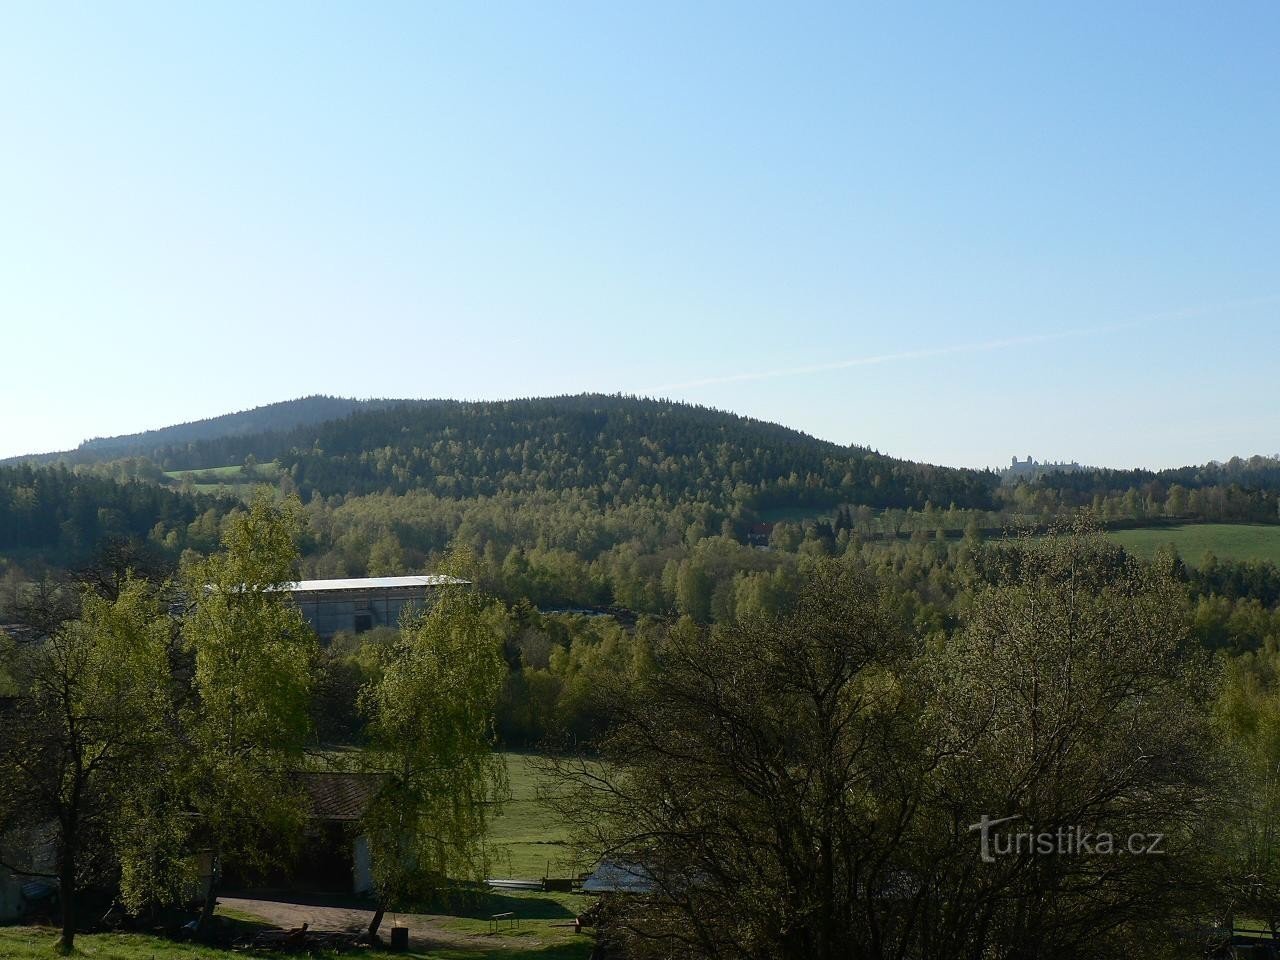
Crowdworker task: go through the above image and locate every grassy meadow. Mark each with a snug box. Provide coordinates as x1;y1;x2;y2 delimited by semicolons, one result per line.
487;754;583;881
163;462;281;498
1107;523;1280;566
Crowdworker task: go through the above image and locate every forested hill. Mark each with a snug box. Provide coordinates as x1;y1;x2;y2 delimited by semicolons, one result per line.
270;396;1000;512
0;464;233;562
10;394;1001;515
3;396;428;467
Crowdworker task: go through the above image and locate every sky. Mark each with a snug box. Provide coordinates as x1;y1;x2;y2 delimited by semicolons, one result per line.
1;2;1277;469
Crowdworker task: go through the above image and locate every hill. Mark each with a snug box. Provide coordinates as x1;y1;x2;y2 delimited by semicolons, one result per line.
2;396;428;468
0;396;1002;590
12;395;1002;513
273;395;1000;512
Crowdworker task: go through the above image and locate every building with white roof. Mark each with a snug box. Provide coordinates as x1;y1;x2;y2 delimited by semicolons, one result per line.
286;575;468;639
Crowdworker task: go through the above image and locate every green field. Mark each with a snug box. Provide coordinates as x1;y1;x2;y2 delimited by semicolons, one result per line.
1108;523;1280;566
488;754;582;880
163;462;281;498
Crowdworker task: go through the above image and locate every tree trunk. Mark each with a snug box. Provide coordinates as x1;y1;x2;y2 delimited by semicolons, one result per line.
194;849;220;938
367;901;387;942
56;836;77;955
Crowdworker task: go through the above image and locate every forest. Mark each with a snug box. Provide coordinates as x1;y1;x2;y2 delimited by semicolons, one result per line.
7;398;1280;958
5;396;1280;750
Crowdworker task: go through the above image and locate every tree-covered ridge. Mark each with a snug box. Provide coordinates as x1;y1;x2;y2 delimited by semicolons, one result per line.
276;395;1000;511
1015;454;1280;496
0;464;232;561
2;395;429;467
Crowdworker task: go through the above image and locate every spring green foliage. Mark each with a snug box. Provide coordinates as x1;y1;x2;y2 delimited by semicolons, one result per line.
360;548;509;915
0;579;173;951
175;493;316;920
1217;650;1280;934
551;530;1227;960
8;397;1280;636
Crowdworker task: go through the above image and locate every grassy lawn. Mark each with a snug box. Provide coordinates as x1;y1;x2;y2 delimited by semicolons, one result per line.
0;926;590;959
487;754;583;881
1108;523;1280;566
0;927;285;959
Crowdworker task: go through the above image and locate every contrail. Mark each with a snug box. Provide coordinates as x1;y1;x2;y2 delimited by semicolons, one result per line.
643;325;1120;393
641;295;1280;394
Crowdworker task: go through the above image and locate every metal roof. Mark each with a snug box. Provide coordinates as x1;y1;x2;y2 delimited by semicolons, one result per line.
284;575;469;593
581;859;656;895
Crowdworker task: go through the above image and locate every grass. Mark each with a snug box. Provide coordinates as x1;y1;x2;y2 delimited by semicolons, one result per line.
162;462;282;500
0;754;595;959
163;462;281;482
487;755;582;881
0;927;281;959
1107;523;1280;566
0;889;591;959
430;945;590;960
0;926;591;959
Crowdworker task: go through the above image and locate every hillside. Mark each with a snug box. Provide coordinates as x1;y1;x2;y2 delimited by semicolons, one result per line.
0;463;233;564
2;396;428;468
274;395;1000;511
4;395;1280;627
13;395;1002;513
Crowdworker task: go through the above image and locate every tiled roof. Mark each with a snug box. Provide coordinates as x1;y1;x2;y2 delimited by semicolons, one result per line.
297;773;386;822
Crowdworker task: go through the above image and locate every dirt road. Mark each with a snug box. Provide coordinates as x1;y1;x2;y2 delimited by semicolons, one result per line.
218;895;477;952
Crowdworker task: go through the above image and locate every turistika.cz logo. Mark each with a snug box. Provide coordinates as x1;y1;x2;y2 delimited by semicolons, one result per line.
968;815;1165;863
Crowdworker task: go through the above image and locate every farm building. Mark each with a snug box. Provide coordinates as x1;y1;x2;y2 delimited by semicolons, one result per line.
284;575;467;639
224;773;385;895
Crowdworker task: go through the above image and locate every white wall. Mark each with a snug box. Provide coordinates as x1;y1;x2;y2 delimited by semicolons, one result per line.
352;835;373;895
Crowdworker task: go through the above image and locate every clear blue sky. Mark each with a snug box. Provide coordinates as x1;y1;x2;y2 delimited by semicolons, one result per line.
2;2;1277;468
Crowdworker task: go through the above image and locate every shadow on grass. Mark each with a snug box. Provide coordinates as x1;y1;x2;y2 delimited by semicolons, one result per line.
223;883;582;922
430;943;592;960
403;885;580;921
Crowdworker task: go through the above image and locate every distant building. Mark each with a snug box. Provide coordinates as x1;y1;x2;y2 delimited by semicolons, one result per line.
285;575;467;639
1003;455;1086;481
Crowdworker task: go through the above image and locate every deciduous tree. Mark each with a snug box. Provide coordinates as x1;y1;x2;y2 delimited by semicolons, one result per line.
359;548;508;940
0;578;172;953
179;493;316;934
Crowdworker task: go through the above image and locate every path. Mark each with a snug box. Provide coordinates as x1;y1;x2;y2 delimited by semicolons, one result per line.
218;895;476;952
